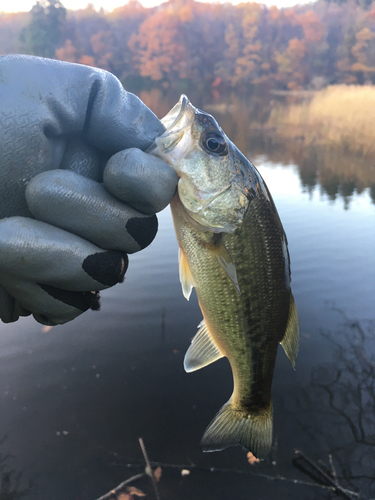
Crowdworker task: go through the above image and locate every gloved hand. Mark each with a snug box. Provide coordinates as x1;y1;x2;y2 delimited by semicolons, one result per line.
0;55;178;326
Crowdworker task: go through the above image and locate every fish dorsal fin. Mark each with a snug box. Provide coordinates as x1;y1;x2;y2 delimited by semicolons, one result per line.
184;320;224;373
214;238;241;296
280;293;300;369
179;247;194;300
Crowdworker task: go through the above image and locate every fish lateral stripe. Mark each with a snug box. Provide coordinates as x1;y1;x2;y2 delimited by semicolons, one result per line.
201;398;273;460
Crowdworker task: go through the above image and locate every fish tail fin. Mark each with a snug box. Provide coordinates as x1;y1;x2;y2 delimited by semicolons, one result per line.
201;399;273;460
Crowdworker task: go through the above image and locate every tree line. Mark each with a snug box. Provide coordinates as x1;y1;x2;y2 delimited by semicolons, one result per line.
1;0;375;96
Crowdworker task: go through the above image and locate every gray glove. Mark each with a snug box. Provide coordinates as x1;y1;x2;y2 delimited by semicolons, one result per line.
0;55;178;326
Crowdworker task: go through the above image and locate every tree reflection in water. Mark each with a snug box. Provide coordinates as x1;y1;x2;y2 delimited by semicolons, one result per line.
138;90;375;208
0;437;34;499
292;311;375;499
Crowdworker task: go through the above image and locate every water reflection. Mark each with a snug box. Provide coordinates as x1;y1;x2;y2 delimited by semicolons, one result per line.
141;90;375;207
0;92;373;499
247;136;375;209
0;437;34;499
288;312;375;499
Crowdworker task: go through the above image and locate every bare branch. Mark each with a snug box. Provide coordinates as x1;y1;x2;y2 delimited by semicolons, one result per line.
94;473;146;500
139;437;161;500
329;454;339;489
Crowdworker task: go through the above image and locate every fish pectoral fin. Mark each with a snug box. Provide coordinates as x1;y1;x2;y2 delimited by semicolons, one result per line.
184;320;224;372
280;292;300;369
214;238;241;296
179;247;194;300
201;398;273;460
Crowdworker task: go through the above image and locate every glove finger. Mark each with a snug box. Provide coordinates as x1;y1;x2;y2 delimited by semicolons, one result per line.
0;285;30;323
0;285;16;323
26;170;157;253
0;217;128;291
104;148;178;215
1;279;100;326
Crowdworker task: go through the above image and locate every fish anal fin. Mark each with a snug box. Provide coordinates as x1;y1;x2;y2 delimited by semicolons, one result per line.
208;237;240;295
280;292;300;369
179;247;194;300
184;320;224;372
201;399;273;460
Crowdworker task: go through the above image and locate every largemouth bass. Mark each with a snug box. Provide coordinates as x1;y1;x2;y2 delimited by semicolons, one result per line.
149;95;299;459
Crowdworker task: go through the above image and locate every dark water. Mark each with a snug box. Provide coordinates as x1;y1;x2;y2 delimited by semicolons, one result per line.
0;102;374;499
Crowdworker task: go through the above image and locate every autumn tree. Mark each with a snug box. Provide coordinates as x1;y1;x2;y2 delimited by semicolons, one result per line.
129;2;188;87
234;4;265;86
351;27;375;82
0;12;28;54
272;7;327;89
334;1;375;82
59;5;109;63
1;0;375;94
107;0;148;82
19;0;66;58
55;38;77;62
178;0;228;91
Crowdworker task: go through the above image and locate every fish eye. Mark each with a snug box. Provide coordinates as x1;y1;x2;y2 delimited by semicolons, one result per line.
202;132;228;156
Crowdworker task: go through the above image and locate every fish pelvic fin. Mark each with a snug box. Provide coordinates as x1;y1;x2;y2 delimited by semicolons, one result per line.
201;399;273;460
179;247;194;300
280;292;300;369
184;320;224;372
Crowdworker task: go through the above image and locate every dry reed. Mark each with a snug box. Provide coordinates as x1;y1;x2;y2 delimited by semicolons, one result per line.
268;85;375;158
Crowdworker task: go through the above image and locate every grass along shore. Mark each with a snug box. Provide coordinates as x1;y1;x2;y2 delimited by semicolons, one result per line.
268;85;375;158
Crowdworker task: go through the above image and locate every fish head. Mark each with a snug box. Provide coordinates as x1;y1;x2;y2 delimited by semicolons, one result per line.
149;95;261;233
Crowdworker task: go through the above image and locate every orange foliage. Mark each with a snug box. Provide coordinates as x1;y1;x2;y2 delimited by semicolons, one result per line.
298;11;325;43
366;5;375;20
268;5;280;21
178;4;194;23
211;77;221;87
90;30;114;70
4;0;375;91
79;55;96;66
55;39;77;62
129;9;187;81
110;0;146;19
225;23;239;60
351;28;375;75
287;38;306;60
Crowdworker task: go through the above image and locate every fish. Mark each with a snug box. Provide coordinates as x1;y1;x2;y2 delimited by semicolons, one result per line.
148;95;299;459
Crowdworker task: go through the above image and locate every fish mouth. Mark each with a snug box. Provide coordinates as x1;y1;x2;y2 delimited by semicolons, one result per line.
161;94;190;131
148;95;196;158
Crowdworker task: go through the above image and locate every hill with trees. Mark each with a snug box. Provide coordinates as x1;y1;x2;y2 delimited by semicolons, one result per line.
1;0;375;96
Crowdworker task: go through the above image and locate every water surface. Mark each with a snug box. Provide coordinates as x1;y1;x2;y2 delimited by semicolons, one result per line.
0;107;374;499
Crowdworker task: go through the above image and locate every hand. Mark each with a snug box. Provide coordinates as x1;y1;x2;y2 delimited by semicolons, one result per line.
0;55;178;326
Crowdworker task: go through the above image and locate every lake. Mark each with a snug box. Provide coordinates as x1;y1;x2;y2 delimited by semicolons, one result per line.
0;95;374;500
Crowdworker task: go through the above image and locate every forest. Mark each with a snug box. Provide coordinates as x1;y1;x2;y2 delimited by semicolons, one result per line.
1;0;375;96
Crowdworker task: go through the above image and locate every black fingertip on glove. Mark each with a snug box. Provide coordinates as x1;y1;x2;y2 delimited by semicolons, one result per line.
82;250;129;286
126;214;158;249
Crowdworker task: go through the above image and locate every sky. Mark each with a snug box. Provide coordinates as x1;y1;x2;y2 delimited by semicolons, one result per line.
0;0;312;14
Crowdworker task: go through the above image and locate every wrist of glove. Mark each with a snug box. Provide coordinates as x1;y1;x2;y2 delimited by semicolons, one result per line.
0;56;178;326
